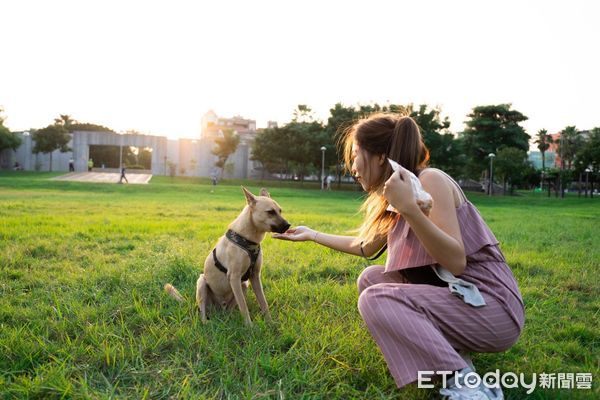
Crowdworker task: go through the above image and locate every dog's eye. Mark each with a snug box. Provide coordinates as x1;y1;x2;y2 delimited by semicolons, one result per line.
267;210;277;216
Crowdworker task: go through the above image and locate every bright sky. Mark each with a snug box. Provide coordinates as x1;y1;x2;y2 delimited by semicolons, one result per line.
1;0;599;142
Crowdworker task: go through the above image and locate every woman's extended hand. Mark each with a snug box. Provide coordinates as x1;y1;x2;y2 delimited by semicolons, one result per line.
272;226;317;242
383;169;420;216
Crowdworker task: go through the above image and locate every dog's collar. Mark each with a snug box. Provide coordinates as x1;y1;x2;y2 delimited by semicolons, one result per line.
213;229;261;282
226;229;260;251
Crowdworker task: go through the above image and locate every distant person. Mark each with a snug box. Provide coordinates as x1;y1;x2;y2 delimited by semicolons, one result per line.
323;176;328;190
210;171;218;192
326;175;334;190
274;114;523;399
13;161;22;171
87;158;94;172
119;166;128;184
69;158;75;172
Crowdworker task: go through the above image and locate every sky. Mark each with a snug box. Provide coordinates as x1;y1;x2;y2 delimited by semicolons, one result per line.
1;0;599;143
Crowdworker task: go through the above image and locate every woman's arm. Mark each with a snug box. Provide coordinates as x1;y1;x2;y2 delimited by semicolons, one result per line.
383;168;466;275
273;227;387;257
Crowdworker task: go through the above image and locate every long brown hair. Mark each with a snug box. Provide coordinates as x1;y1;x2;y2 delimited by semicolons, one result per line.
339;113;430;245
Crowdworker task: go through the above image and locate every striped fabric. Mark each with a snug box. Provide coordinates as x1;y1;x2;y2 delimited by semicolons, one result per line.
385;201;499;272
357;170;525;389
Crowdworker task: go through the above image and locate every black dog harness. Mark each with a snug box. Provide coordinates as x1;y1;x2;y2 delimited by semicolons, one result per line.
212;229;261;282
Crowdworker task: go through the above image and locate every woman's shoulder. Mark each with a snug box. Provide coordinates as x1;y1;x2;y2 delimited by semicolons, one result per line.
418;168;464;206
418;167;452;185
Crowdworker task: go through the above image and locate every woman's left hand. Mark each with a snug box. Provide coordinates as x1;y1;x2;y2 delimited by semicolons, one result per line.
383;169;419;216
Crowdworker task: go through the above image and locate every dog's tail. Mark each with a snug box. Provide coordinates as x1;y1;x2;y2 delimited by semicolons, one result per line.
164;283;185;302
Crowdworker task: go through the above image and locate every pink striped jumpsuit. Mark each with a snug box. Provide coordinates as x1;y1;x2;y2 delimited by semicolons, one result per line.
357;175;525;388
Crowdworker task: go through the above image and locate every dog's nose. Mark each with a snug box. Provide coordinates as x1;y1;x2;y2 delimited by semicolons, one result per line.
275;222;291;234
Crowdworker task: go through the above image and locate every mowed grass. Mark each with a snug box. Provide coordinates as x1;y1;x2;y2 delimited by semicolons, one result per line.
0;171;598;399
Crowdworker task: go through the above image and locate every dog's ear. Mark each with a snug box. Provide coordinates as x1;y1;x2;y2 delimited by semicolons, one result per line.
241;186;257;206
259;188;270;198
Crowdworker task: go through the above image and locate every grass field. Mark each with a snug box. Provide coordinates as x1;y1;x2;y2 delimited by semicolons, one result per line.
0;171;598;399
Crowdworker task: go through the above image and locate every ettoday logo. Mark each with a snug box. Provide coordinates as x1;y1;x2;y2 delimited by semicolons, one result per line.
418;370;593;394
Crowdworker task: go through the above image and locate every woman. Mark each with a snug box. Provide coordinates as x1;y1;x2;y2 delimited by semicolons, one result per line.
273;114;524;399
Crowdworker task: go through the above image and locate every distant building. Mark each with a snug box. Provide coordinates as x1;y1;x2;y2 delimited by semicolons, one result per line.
1;111;265;179
198;111;260;179
528;150;556;170
201;110;256;139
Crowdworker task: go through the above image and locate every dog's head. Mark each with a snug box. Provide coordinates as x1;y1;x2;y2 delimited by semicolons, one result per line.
242;187;290;234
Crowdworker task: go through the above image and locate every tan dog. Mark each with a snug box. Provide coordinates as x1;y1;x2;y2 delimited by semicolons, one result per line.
165;187;290;326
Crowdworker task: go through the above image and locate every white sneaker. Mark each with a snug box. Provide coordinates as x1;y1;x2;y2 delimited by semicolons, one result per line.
439;368;504;400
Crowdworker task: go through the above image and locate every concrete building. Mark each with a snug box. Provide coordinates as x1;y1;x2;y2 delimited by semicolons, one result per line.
1;111;263;179
199;111;261;179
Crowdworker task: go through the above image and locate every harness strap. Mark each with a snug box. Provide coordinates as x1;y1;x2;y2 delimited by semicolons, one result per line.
212;230;261;282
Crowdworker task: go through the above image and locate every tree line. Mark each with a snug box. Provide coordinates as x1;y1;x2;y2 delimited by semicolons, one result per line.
1;106;599;195
246;103;600;195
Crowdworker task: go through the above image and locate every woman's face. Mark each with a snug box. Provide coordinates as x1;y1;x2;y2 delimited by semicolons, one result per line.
351;141;384;191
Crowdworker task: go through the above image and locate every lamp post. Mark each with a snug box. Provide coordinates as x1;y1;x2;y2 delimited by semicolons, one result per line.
585;167;591;198
488;153;495;196
320;146;326;190
559;132;564;198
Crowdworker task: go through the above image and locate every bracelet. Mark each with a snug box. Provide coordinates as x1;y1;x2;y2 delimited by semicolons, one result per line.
313;231;319;242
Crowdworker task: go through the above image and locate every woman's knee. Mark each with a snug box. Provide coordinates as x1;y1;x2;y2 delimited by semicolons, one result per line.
358;283;397;324
356;265;385;295
493;324;523;352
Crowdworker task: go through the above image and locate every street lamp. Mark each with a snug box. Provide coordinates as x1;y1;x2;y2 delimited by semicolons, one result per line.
488;153;495;196
540;169;545;193
585;167;591;198
320;146;327;190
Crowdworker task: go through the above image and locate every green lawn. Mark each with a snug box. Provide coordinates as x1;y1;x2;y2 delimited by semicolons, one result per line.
0;172;598;399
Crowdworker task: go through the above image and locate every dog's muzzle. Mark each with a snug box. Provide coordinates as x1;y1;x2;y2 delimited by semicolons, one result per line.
272;222;291;234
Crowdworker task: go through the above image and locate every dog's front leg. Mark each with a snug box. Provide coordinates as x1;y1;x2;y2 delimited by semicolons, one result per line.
250;271;271;322
228;274;252;326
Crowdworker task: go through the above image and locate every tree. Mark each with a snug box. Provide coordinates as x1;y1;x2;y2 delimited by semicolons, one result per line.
577;127;600;170
251;126;289;179
557;126;584;170
54;114;75;129
534;129;553;171
493;147;530;194
292;104;316;123
461;104;530;178
410;104;465;178
285;120;327;184
0;108;22;155
326;103;360;185
32;125;71;171
69;122;114;133
576;127;600;196
54;114;115;133
212;128;240;178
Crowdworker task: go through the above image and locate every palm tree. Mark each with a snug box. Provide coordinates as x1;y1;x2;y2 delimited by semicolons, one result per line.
211;129;240;178
559;126;583;170
534;129;553;171
54;114;76;130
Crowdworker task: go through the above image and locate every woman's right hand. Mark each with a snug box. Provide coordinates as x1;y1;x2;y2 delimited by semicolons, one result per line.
272;226;316;242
